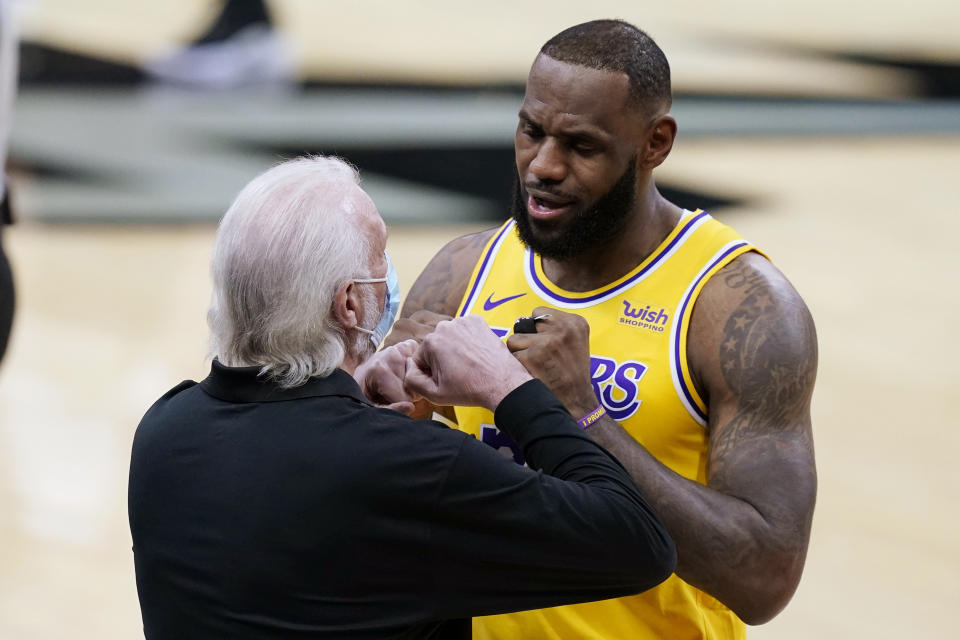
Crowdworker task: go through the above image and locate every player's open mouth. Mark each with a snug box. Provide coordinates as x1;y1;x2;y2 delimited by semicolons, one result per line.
527;192;573;219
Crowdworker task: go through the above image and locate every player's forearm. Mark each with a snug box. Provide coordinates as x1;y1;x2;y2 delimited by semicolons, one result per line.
586;415;808;625
490;380;676;592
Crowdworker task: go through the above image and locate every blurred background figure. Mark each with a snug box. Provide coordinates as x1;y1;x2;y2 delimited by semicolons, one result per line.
144;0;295;89
0;0;17;363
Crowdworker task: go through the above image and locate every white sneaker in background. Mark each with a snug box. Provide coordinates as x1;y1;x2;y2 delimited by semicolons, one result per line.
144;25;296;89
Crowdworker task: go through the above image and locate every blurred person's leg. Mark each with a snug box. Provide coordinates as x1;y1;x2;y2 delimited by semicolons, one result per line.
145;0;295;89
0;0;16;364
0;191;12;362
194;0;271;45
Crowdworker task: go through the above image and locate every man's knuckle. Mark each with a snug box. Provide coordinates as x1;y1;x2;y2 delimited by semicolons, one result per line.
421;332;440;350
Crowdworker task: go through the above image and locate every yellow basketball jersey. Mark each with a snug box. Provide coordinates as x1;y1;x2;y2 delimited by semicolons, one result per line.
454;210;762;640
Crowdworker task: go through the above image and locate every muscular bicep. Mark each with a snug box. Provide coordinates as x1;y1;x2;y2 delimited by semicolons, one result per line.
691;252;818;534
400;228;498;318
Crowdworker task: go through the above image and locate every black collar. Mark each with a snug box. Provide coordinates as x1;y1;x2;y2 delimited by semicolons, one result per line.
200;359;371;405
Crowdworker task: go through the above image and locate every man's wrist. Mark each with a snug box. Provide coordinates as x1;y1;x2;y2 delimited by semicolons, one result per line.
575;404;606;429
493;378;553;426
565;386;605;419
483;371;534;412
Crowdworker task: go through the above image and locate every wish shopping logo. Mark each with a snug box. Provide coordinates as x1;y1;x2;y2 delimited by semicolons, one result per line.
619;300;669;333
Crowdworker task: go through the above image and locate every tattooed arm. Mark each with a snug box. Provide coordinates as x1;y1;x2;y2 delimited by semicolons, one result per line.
598;253;815;623
508;252;817;624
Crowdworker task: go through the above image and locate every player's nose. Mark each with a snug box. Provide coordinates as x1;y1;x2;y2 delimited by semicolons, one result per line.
527;139;567;184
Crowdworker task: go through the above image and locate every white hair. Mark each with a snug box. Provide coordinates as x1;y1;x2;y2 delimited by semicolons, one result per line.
207;155;374;387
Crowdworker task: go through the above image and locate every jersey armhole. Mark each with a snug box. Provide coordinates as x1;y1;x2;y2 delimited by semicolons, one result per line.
456;219;516;317
672;243;765;426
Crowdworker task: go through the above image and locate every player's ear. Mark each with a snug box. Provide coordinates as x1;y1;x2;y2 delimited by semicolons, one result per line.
640;114;677;170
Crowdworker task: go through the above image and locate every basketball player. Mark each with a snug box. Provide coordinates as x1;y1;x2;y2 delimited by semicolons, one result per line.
375;19;818;639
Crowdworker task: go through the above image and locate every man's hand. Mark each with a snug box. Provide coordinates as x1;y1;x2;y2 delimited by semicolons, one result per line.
381;310;456;419
383;309;452;348
506;306;597;416
381;228;497;420
353;340;423;416
405;315;532;412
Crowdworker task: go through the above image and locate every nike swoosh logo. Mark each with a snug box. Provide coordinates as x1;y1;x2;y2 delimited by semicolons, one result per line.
483;292;526;311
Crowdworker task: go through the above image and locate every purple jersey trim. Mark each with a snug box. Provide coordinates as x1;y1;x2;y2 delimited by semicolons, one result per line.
458;220;515;317
672;240;749;423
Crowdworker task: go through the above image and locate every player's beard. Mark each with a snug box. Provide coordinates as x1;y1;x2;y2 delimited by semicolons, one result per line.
511;157;637;261
350;286;381;365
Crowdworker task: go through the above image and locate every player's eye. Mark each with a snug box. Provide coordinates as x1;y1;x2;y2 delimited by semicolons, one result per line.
570;138;599;155
521;122;544;139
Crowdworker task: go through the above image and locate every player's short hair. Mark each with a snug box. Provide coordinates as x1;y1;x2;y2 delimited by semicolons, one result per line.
540;19;672;111
207;156;371;387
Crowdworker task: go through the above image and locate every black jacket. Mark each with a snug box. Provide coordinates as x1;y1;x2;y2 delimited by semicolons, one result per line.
129;361;675;639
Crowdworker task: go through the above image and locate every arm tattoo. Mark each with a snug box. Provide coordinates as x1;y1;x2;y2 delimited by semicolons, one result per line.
709;258;818;498
401;230;495;318
590;255;817;620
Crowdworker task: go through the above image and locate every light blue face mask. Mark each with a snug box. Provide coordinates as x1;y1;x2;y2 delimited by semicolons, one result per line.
353;251;400;348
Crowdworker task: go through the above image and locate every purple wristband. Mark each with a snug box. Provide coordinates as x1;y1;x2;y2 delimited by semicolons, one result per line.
577;404;606;429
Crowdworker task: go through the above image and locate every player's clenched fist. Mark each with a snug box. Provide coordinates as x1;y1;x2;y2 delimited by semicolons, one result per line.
507;307;598;417
404;315;532;411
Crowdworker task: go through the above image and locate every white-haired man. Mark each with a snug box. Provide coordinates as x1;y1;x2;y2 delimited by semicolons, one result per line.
128;156;675;639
